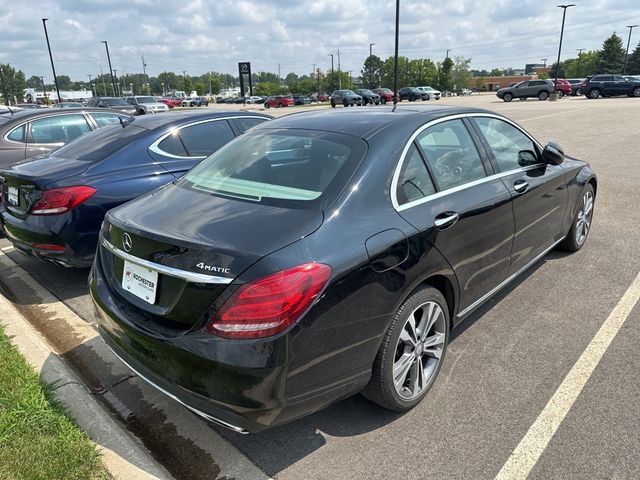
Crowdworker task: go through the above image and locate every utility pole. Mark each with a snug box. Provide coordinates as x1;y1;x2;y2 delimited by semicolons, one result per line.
142;56;148;94
113;69;119;96
102;41;116;96
337;49;341;89
369;43;375;89
87;74;93;96
623;25;639;74
42;19;62;104
329;54;334;91
393;0;399;106
317;67;321;95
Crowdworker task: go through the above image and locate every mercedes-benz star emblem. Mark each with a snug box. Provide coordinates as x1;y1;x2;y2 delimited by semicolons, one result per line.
122;233;133;252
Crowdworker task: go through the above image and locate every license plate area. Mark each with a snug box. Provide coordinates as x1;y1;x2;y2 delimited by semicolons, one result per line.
7;186;18;206
122;259;158;304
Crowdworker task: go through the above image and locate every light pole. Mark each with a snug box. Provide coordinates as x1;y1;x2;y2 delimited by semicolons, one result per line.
101;40;116;96
42;19;62;104
329;54;334;92
393;0;400;105
91;83;95;97
369;43;375;89
113;69;119;96
554;4;575;90
623;25;639;74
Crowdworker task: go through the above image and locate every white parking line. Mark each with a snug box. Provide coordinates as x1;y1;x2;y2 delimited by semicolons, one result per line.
518;109;583;122
495;271;640;480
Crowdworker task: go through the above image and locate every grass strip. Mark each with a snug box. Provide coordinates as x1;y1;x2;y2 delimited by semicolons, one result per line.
0;324;110;480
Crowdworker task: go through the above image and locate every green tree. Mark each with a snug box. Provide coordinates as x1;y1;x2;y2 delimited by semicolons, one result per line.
182;75;193;93
55;75;73;90
451;56;472;91
598;32;625;73
549;61;566;79
361;54;382;89
438;57;454;92
0;63;27;104
194;82;205;95
625;42;640;75
26;75;43;88
489;68;502;76
254;82;282;96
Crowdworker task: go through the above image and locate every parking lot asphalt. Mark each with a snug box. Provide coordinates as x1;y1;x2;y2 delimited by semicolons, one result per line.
2;93;639;479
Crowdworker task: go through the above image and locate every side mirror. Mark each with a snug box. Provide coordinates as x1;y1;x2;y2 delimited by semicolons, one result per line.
542;142;565;165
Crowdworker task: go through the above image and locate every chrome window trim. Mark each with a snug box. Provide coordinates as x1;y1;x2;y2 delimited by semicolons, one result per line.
3;122;28;145
148;115;268;160
101;238;233;284
391;113;544;212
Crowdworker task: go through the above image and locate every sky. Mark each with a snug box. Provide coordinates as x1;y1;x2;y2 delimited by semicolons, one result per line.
1;0;639;82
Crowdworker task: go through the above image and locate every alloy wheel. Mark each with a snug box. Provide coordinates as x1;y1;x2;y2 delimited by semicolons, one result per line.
393;301;446;400
575;190;594;246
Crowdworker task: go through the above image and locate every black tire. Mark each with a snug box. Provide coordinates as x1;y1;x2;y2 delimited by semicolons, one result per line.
576;88;582;96
375;101;380;105
138;109;145;115
588;89;600;99
556;90;564;98
560;184;595;252
632;87;640;97
503;93;513;102
538;91;549;101
264;103;270;109
343;99;349;107
381;97;387;104
519;97;528;101
330;100;336;108
362;286;449;412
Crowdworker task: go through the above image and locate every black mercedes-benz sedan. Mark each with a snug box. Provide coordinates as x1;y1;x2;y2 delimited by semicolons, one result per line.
90;106;597;433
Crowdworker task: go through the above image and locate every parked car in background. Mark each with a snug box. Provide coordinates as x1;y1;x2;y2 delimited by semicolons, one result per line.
330;90;363;107
264;95;295;108
88;106;596;433
398;87;426;101
158;98;176;108
580;74;640;99
0;108;132;167
417;86;441;100
354;89;381;105
566;79;584;96
553;79;572;97
292;94;313;105
245;96;264;104
87;97;137;116
372;88;396;104
125;96;169;115
0;111;272;267
51;102;85;109
496;80;554;102
317;94;331;102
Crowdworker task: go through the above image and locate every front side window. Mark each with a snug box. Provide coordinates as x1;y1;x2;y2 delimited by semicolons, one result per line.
396;144;436;205
179;129;366;207
28;114;91;144
472;117;538;172
416;119;486;191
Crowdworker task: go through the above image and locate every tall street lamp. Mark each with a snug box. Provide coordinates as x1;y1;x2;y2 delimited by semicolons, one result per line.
329;53;334;91
623;24;639;74
393;0;400;106
42;19;62;104
101;41;116;96
554;4;575;89
369;43;375;89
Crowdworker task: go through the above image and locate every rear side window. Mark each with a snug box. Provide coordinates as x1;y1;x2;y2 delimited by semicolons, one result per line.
416;119;486;191
157;133;188;156
28;114;91;144
234;117;269;133
7;124;25;142
396;144;436;205
177;120;235;157
179;129;367;207
473;117;538;172
90;112;123;127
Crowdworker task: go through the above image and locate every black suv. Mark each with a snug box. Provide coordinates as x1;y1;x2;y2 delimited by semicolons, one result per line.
580;75;640;99
496;80;554;102
354;89;381;105
398;87;426;101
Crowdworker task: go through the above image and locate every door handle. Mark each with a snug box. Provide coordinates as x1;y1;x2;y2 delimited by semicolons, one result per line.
434;212;459;230
513;180;529;193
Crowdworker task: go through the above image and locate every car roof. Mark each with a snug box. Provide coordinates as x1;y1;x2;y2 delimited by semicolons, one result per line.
125;110;272;130
256;105;491;139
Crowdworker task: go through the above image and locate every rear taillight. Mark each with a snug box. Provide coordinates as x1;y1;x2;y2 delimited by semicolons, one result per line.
207;263;332;339
31;186;96;215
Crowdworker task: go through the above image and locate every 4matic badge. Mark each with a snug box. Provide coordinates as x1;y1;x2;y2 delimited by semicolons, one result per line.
196;263;231;274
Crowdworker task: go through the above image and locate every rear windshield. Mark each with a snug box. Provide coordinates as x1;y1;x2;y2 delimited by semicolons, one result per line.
47;123;146;162
178;129;367;208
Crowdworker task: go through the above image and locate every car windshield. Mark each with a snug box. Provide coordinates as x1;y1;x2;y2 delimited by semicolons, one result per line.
178;129;367;208
360;90;374;95
102;98;128;106
378;88;392;93
136;96;156;104
47;123;144;162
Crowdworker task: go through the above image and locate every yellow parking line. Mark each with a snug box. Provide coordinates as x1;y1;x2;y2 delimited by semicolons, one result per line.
495;271;640;480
